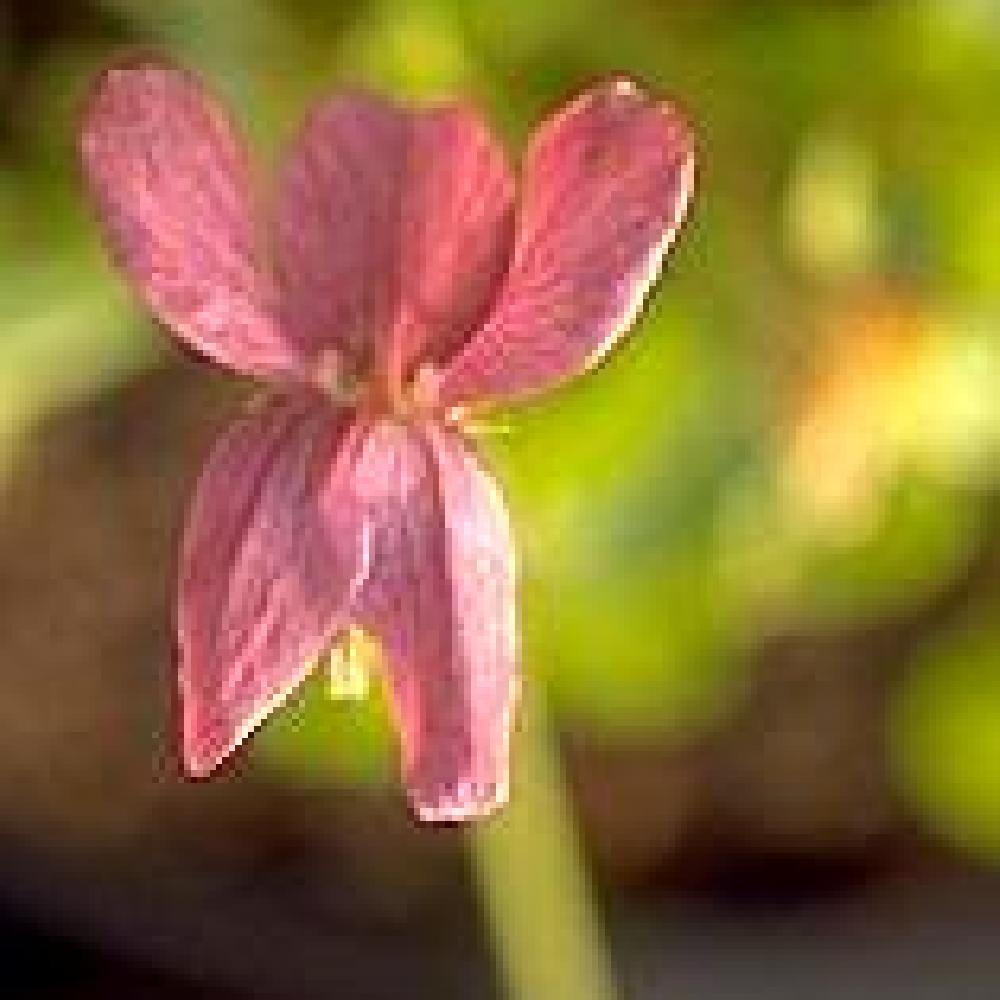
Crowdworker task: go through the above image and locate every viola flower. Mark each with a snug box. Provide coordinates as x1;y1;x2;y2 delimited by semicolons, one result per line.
79;59;695;822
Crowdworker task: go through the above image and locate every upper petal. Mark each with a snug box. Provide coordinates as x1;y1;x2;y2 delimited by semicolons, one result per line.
272;92;514;387
349;421;516;822
439;78;695;405
80;60;304;378
178;396;367;777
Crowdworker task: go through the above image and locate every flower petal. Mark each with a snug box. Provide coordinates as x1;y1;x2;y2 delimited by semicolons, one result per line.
80;60;303;377
350;421;516;822
439;78;696;404
178;396;367;777
273;93;514;385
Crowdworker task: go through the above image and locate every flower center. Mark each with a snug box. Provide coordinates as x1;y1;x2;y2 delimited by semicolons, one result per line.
395;362;443;419
314;348;452;423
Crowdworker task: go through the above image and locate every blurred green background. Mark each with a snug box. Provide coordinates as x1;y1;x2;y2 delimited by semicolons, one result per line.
2;1;1000;997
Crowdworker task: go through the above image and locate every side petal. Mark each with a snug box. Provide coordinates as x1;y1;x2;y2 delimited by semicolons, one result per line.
178;396;366;776
272;93;514;385
350;421;516;822
439;78;696;404
79;59;303;378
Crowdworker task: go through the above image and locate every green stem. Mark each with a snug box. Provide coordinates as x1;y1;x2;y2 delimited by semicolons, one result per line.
469;693;619;1000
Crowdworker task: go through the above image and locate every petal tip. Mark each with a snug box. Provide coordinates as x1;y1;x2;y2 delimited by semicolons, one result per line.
80;51;189;130
611;76;641;97
180;739;227;780
410;778;510;825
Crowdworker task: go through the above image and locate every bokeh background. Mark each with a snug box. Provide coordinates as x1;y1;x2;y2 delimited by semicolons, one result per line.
2;0;1000;996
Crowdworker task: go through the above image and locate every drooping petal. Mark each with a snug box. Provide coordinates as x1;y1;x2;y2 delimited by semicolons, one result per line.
178;396;367;776
272;92;514;386
349;421;516;822
80;60;303;377
439;78;696;404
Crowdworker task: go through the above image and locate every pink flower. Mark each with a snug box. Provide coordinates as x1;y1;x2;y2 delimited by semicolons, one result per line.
79;59;695;822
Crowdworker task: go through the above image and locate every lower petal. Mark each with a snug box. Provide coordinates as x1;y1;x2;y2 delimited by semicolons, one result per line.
350;421;516;822
178;396;367;776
